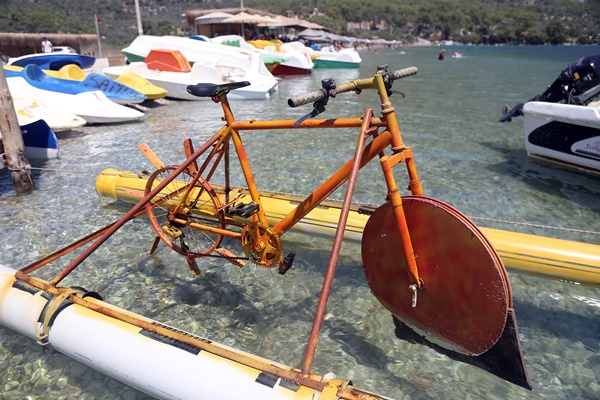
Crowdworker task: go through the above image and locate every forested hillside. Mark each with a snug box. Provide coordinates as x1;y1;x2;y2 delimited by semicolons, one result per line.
0;0;598;46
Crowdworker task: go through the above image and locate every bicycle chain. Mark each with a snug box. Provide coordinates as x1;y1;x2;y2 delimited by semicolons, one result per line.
186;214;250;261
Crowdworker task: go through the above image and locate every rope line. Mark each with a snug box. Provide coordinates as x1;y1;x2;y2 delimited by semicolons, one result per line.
467;216;600;236
8;166;143;178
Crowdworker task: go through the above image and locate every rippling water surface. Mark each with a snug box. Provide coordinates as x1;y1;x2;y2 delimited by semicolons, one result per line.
1;45;599;399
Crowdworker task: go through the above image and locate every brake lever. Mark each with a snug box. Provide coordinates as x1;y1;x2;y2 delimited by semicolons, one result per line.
294;107;321;128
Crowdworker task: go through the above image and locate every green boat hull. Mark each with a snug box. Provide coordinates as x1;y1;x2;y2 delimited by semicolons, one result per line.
313;59;360;69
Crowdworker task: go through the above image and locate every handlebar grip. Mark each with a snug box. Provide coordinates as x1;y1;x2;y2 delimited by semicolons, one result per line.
288;90;326;108
391;67;418;80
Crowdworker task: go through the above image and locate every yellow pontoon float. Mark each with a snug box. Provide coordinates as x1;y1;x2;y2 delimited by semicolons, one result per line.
96;168;600;287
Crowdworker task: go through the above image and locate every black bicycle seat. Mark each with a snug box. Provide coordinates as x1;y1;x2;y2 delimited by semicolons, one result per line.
186;81;251;97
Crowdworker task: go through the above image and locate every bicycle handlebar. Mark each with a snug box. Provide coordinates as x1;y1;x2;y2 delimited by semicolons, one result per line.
287;89;330;108
390;66;418;81
287;67;418;108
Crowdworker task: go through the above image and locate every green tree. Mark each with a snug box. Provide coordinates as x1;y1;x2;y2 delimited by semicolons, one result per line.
546;19;567;45
142;19;155;35
156;19;174;36
524;27;547;45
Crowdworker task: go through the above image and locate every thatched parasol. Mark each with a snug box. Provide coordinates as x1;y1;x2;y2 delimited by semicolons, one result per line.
0;33;98;57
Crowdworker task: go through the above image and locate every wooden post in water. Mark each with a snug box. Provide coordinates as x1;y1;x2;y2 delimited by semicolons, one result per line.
0;64;34;192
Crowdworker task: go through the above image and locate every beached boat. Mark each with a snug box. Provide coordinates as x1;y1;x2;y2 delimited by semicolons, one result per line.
7;76;144;124
42;64;167;101
19;119;60;159
104;49;274;101
8;52;95;70
121;35;278;93
13;94;86;132
500;53;600;175
5;64;147;105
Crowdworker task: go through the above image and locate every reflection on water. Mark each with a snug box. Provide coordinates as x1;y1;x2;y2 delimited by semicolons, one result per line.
0;46;599;400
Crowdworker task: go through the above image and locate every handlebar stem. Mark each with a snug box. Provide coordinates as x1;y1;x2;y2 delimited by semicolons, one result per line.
372;73;406;153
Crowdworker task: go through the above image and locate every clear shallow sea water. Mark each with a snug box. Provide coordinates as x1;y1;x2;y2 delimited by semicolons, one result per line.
1;45;599;399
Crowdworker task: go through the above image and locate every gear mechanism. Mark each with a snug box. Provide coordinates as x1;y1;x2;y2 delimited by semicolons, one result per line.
241;223;282;268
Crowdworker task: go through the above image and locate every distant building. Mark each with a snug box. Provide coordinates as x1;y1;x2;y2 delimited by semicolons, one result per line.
0;33;97;58
184;8;328;38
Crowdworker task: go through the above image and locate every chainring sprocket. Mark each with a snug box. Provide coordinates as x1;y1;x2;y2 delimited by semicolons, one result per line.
241;222;282;267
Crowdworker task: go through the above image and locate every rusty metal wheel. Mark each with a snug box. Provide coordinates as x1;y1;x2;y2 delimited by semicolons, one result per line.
144;165;225;260
361;196;510;356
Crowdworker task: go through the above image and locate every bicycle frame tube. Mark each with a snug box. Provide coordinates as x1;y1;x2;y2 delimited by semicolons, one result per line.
226;114;395;237
271;128;393;236
220;90;423;288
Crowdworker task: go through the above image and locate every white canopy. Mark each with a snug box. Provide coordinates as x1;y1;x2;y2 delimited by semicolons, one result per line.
222;12;276;25
194;12;234;25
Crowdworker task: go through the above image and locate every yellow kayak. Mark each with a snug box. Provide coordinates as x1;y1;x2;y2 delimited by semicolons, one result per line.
96;168;600;287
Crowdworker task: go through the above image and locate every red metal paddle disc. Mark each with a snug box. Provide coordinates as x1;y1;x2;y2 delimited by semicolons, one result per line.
361;196;509;356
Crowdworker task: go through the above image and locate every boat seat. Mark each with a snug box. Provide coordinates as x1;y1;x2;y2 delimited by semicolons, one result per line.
23;64;49;82
215;64;246;79
186;81;251;97
145;49;192;73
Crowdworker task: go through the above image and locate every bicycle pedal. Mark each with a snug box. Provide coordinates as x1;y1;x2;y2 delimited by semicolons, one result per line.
162;224;183;239
278;253;295;275
358;205;377;215
215;247;246;268
231;202;260;218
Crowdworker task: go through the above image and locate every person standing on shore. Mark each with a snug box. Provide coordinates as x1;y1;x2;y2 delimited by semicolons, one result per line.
41;37;52;53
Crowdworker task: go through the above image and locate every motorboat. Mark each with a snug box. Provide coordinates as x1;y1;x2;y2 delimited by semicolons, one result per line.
8;51;95;70
13;94;87;132
120;35;278;92
104;49;273;101
500;53;600;175
522;101;600;174
4;64;147;105
7;76;144;124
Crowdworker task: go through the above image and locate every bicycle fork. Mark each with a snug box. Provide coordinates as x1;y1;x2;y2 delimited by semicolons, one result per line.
379;149;424;294
377;70;424;292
